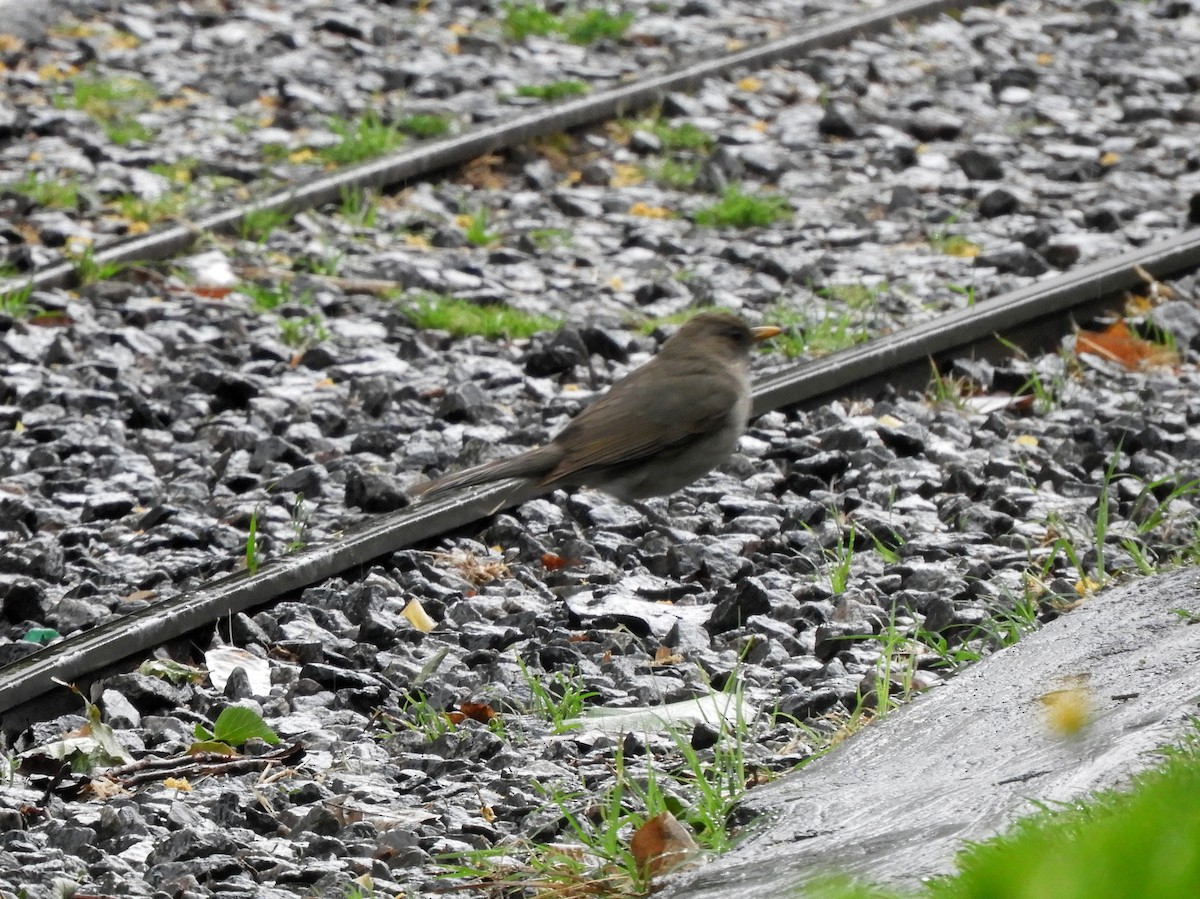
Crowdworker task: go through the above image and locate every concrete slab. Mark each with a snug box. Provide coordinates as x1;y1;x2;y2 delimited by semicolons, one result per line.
661;568;1200;897
0;0;60;41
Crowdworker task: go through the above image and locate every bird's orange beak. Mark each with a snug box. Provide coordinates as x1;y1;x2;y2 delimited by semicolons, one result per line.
751;325;783;342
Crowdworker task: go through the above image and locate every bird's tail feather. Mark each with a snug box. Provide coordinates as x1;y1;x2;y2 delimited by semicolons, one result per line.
408;446;559;500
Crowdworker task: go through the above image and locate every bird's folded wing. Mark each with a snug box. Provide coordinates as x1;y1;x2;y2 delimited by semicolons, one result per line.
548;369;741;476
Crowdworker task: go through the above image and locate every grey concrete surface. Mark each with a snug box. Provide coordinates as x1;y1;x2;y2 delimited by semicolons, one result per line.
0;0;59;40
661;569;1200;897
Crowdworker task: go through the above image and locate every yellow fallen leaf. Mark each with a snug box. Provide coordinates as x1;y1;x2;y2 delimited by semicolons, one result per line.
1039;682;1091;737
610;163;643;188
402;598;436;633
628;202;671;219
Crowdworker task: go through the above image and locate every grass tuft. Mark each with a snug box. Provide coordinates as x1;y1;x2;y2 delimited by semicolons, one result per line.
692;184;790;228
402;293;557;340
514;80;589;102
501;3;632;44
55;74;156;145
396;113;451;139
321;113;405;166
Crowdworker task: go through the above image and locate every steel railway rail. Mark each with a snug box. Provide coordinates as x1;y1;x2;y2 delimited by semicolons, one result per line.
0;0;994;731
0;0;978;301
3;0;1198;736
2;227;1199;733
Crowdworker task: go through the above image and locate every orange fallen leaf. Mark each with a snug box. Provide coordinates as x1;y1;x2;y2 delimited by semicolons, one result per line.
193;286;233;299
458;702;497;723
541;552;574;570
630;811;699;877
1075;319;1177;370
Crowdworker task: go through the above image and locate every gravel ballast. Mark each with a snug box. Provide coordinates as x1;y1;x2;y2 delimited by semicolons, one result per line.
2;0;1200;897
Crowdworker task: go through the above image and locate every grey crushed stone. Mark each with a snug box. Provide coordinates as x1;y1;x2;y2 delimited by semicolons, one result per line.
1;0;1200;897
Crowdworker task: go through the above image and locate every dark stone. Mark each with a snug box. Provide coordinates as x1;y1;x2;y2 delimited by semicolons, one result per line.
275;464;325;495
1040;238;1082;269
1;577;45;622
887;185;920;214
524;328;588;377
1084;202;1129;232
350;428;403;456
579;326;630;362
785;450;851;480
345;469;409;513
957;148;1004;180
818;103;861;139
906;108;964;141
0;641;42;665
550;192;603;219
0;495;36;531
978;187;1020;218
706;578;773;634
974;243;1050;276
98;672;191;713
436;382;491;423
814;621;876;661
80;492;135;523
0;532;65;583
777;687;840;720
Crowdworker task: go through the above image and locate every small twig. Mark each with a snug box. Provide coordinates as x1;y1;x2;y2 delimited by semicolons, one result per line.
106;742;305;788
238;265;405;297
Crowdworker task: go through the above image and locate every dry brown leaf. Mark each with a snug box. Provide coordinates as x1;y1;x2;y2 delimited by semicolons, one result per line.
458;702;497;724
428;550;510;586
83;777;124;800
541;552;570;570
652;645;683;666
461;153;507;190
630;811;699;878
27;313;75;328
1075;319;1178;370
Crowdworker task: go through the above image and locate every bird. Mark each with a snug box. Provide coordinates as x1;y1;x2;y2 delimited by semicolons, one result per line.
408;312;781;503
